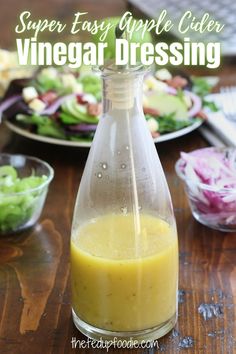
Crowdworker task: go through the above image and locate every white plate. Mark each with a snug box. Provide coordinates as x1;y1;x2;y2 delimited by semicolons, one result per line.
153;119;203;143
5;119;203;147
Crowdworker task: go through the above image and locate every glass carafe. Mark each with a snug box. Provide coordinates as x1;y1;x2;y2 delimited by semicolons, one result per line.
70;63;178;342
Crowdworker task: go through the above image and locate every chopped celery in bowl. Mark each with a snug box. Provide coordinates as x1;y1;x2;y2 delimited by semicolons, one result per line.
0;154;54;235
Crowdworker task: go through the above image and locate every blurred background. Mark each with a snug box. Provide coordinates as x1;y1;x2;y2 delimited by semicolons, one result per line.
1;0;236;73
1;0;236;56
0;0;236;146
0;0;126;48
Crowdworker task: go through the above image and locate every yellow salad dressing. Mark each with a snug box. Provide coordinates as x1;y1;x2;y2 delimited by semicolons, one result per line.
71;213;178;332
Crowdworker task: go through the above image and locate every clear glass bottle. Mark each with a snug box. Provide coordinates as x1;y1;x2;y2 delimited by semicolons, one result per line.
70;63;178;342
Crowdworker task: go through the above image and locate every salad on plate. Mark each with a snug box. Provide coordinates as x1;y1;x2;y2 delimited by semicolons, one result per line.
0;66;215;144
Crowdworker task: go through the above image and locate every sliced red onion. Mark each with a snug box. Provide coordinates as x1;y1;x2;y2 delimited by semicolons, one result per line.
41;94;75;115
178;148;236;227
186;91;202;118
0;95;22;122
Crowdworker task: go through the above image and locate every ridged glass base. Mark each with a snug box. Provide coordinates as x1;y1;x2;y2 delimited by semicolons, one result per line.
192;210;236;232
72;309;177;343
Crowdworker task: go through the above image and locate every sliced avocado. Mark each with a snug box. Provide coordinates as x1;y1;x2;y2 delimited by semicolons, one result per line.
146;93;188;120
62;99;82;120
59;112;81;124
73;105;99;124
62;98;99;124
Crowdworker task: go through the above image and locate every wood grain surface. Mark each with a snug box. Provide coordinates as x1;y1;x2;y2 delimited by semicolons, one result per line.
0;122;235;354
0;1;236;353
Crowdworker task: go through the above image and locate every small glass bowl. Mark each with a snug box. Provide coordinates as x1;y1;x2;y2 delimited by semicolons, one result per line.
0;154;54;235
175;148;236;232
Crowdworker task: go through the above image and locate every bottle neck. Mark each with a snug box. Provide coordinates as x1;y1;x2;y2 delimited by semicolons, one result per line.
102;74;144;115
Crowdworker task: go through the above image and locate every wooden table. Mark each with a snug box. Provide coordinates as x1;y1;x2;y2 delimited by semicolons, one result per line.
0;0;236;352
0;103;236;354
